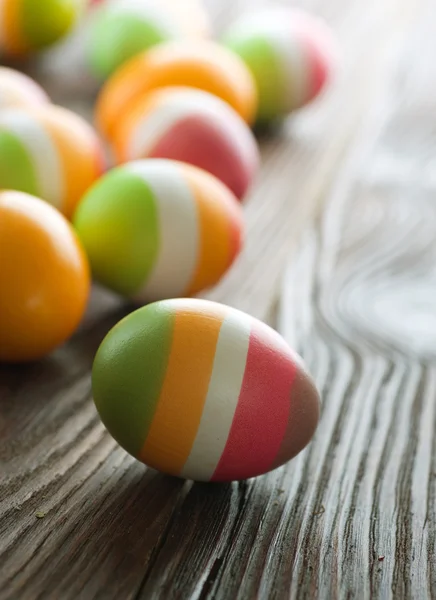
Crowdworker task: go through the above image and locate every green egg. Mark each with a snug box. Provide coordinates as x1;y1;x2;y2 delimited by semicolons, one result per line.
73;159;244;303
22;0;80;50
86;7;172;79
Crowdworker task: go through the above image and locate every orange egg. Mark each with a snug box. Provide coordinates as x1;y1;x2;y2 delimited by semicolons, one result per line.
96;40;257;140
0;191;90;363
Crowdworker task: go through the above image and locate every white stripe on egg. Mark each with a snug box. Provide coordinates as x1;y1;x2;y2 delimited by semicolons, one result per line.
0;110;64;210
181;311;252;481
126;87;258;171
128;160;200;301
270;24;311;111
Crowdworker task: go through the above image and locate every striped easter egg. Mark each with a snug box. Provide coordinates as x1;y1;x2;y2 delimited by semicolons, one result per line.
113;87;259;200
96;40;258;140
0;105;105;218
0;0;81;56
0;67;50;110
223;8;338;123
92;298;320;482
87;0;210;78
73;159;243;301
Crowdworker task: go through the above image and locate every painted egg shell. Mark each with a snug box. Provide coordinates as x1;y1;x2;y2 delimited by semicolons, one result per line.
0;67;50;110
73;159;243;301
223;8;338;122
0;191;90;363
113;87;259;201
0;0;81;56
87;0;210;78
0;105;105;219
96;40;258;139
92;298;320;482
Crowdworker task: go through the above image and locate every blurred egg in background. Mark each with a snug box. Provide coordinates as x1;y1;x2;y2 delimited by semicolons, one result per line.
111;86;260;200
85;0;211;78
223;7;338;123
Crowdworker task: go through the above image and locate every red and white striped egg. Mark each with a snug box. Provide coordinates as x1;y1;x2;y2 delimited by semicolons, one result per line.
112;87;259;200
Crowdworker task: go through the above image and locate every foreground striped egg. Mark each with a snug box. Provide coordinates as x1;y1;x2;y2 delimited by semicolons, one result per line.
73;159;243;301
96;40;257;139
0;67;50;110
92;299;320;481
0;106;105;218
0;191;90;363
223;8;338;122
113;87;259;200
87;0;210;78
0;0;81;56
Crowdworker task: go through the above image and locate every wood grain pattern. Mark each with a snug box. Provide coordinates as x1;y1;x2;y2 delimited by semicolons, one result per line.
1;0;435;598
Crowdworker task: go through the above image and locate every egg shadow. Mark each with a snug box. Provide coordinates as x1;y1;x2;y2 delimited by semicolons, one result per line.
6;443;313;598
253;119;287;141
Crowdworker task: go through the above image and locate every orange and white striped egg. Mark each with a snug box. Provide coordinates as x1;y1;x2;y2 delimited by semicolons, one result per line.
73;159;244;302
92;298;321;482
113;87;259;200
0;105;105;218
0;67;50;110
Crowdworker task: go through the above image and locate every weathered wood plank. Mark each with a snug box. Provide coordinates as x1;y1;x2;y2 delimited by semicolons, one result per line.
1;0;434;598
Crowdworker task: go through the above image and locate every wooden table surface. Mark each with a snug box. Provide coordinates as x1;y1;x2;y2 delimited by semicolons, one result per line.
2;0;436;598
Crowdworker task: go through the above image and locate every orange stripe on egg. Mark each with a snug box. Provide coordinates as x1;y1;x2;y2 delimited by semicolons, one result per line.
3;0;29;55
139;303;225;476
182;165;241;296
96;43;257;141
96;55;150;140
40;107;103;219
112;90;165;163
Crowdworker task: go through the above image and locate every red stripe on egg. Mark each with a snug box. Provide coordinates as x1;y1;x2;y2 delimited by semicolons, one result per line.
149;113;257;200
297;19;336;104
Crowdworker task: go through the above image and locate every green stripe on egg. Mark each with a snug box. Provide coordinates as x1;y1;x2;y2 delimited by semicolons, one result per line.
0;129;39;196
87;12;168;79
73;168;159;296
224;33;286;123
92;302;175;457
